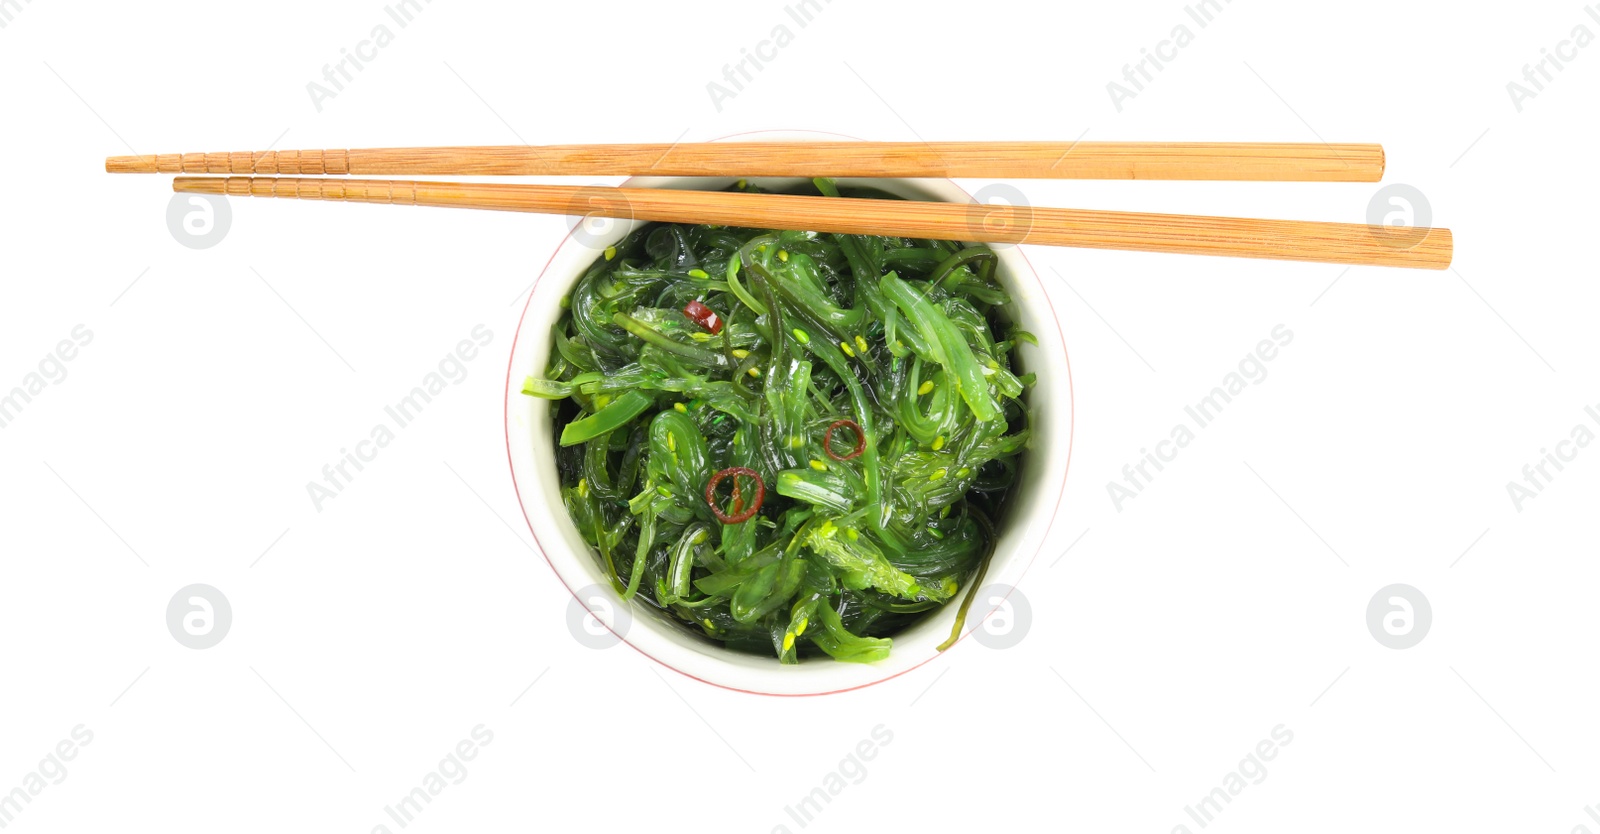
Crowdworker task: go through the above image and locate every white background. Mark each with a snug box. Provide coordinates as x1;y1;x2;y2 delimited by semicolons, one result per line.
2;0;1597;831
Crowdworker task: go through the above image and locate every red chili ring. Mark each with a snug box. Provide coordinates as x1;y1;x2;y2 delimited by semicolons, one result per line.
683;299;724;335
705;467;764;524
824;419;866;462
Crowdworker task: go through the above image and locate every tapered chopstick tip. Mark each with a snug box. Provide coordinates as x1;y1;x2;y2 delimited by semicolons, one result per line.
173;176;228;194
106;155;156;174
1396;226;1453;269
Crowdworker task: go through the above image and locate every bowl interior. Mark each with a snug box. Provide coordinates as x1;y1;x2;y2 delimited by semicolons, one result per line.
506;174;1072;695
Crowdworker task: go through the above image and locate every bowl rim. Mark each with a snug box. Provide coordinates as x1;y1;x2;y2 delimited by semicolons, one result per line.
504;130;1075;696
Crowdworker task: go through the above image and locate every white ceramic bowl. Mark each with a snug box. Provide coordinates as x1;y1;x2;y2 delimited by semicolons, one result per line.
506;139;1074;695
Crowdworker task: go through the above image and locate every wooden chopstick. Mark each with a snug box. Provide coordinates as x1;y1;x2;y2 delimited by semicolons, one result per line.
110;141;1385;182
172;176;1451;269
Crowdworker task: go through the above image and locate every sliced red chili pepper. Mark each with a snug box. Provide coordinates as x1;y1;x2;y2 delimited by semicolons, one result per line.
705;467;764;524
683;300;723;335
824;419;866;462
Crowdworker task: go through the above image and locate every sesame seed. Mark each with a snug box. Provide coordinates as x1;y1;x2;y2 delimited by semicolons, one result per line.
840;341;855;358
809;459;828;471
732;348;750;359
855;335;870;354
688;268;709;279
603;246;617;261
792;328;810;344
778;249;789;262
932;435;946;451
674;402;688;413
930;468;948;482
917;380;935;396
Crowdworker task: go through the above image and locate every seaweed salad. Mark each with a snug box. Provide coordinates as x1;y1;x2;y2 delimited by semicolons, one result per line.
523;178;1034;663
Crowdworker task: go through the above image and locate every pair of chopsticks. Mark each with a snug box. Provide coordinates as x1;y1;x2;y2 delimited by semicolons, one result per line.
106;141;1452;269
